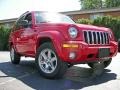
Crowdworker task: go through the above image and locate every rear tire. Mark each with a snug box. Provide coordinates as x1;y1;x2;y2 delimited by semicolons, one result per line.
88;58;112;69
68;64;73;68
35;42;68;79
10;46;20;64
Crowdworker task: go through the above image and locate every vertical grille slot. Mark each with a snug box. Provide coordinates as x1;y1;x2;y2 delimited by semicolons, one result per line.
84;31;88;43
101;32;104;44
88;31;92;44
93;32;96;44
97;32;100;44
83;31;109;45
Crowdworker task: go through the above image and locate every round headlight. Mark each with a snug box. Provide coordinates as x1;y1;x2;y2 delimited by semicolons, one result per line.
68;27;78;38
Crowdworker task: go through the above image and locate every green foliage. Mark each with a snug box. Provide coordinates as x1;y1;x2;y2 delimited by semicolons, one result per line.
93;16;120;40
80;0;120;9
0;26;11;51
105;0;120;8
80;0;102;9
76;18;93;24
76;16;120;40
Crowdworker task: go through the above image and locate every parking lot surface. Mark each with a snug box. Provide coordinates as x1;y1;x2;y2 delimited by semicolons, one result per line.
0;52;120;90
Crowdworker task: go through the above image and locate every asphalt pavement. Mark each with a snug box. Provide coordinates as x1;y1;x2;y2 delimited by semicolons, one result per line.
0;52;120;90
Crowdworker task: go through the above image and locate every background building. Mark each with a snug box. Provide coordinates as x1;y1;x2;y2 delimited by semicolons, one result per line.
0;18;17;28
0;7;120;28
62;7;120;21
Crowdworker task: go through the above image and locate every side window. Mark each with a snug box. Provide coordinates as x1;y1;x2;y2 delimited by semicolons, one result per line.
35;13;45;23
14;16;25;30
24;13;32;26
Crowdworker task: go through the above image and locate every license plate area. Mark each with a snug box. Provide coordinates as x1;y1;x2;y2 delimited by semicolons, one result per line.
98;48;110;58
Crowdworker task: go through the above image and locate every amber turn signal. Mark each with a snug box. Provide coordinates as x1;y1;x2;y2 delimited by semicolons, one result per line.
63;44;78;48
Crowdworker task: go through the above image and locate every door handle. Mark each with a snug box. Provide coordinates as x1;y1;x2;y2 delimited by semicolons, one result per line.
34;29;37;32
16;37;20;41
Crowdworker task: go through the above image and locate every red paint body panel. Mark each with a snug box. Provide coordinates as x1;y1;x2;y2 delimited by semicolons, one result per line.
9;11;118;64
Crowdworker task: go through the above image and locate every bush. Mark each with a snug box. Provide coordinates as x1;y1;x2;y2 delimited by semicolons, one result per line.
93;16;120;40
76;16;120;40
76;18;93;24
0;26;11;51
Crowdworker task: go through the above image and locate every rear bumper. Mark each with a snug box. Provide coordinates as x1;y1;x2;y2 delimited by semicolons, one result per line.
59;41;118;64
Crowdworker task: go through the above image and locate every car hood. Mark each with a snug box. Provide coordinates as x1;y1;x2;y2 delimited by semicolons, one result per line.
75;24;110;32
36;22;110;32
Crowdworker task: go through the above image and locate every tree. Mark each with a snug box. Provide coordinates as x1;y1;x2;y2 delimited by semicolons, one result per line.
80;0;103;10
0;26;11;51
105;0;120;8
80;0;120;10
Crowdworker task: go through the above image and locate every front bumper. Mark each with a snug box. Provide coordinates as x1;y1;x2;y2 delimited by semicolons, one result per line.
60;41;118;63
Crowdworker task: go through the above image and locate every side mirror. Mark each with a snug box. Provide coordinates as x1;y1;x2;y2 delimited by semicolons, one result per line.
19;20;29;28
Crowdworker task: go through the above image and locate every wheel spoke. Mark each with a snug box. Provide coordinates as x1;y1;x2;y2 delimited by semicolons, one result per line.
40;60;46;64
49;62;55;70
51;57;57;62
42;65;47;72
38;48;57;74
41;52;47;60
48;50;51;59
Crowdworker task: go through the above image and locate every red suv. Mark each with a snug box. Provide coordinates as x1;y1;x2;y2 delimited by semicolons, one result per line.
9;11;118;79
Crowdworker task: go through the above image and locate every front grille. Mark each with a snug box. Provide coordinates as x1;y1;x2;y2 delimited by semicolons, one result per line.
83;31;109;45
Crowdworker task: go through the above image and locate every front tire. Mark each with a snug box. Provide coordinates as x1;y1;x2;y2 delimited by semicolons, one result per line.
10;46;20;64
88;58;112;69
35;42;67;79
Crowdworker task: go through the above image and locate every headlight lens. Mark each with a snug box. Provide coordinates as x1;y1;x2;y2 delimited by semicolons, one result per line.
68;27;78;38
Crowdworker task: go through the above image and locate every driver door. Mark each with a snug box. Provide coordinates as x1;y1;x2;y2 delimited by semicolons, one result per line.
18;13;36;56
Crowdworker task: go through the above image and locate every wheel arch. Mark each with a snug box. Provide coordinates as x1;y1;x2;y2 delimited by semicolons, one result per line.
36;31;65;58
36;37;53;49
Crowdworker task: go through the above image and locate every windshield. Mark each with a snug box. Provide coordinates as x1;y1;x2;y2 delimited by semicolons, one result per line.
35;12;75;24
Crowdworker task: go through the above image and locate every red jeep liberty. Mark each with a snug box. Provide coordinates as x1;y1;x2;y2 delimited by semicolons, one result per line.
9;11;118;78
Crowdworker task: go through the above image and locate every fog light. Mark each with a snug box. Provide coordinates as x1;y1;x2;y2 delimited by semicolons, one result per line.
69;52;76;59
